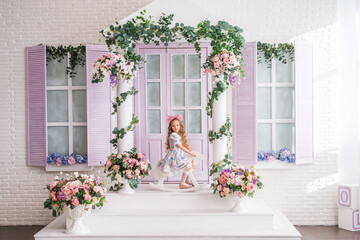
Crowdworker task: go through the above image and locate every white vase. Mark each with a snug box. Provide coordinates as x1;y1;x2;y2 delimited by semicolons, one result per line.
118;178;135;194
229;195;247;213
65;204;92;235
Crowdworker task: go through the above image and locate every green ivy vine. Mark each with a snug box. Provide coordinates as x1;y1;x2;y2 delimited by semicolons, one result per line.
111;86;138;115
101;11;245;165
110;114;139;149
45;44;86;79
257;41;294;68
208;116;232;143
209;153;233;176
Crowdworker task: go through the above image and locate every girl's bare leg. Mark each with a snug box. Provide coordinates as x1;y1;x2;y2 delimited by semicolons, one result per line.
179;172;192;189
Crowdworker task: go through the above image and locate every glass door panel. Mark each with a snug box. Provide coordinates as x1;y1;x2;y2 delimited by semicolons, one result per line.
188;110;201;134
188;82;201;106
171;82;185;107
188;54;201;79
146;82;161;106
146;55;160;79
171;55;185;79
147;109;161;134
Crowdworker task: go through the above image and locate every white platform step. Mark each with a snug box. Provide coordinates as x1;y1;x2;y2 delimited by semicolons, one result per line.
34;185;301;240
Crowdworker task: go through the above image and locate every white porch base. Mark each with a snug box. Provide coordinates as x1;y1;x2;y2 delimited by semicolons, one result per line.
35;185;301;240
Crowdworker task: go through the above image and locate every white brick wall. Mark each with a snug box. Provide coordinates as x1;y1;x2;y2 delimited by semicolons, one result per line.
0;0;338;226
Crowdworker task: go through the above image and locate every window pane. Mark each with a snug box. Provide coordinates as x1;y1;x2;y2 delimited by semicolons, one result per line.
172;82;185;107
146;55;160;79
72;62;86;86
257;87;271;119
73;126;87;155
188;54;201;79
147;109;161;134
171;110;185;127
48;126;69;155
258;123;272;152
73;90;87;122
188;82;201;106
47;90;68;122
46;57;68;86
276;87;294;119
257;51;271;83
188;110;201;134
276;53;293;83
171;55;185;79
146;82;160;106
276;123;295;153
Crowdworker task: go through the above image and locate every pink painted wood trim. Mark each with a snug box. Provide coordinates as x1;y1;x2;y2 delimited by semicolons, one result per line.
294;40;314;164
26;45;47;166
233;42;257;166
338;186;351;207
86;45;112;166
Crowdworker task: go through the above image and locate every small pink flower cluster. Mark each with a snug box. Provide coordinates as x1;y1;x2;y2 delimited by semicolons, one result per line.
92;53;137;87
211;166;263;198
44;173;106;217
204;50;244;86
104;149;151;189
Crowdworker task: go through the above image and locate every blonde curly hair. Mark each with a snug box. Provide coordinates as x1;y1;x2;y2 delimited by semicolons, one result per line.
166;119;189;152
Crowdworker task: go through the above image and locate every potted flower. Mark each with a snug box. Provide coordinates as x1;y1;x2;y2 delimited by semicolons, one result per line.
43;172;106;234
211;165;263;212
92;52;137;88
104;148;151;194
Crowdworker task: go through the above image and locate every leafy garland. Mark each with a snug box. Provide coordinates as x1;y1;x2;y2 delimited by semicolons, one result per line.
45;45;86;79
110;114;139;149
101;11;246;151
112;86;138;115
257;41;294;68
208;116;232;143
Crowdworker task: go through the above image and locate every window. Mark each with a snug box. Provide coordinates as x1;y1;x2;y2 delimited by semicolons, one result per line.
45;55;88;170
257;51;295;155
26;45;112;169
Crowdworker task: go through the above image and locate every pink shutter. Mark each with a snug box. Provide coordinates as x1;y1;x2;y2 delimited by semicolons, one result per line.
233;42;257;166
86;45;112;166
26;45;47;166
295;40;314;164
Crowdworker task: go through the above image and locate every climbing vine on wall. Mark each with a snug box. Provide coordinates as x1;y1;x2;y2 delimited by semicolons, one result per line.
257;41;294;68
44;44;86;79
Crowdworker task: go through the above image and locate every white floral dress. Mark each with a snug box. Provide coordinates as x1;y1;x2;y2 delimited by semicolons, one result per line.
158;132;191;174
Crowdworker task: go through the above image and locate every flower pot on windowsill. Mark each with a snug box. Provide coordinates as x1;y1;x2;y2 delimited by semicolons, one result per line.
229;195;247;213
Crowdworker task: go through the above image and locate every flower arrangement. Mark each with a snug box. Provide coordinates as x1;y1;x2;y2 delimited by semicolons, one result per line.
211;166;263;198
47;153;87;166
204;50;245;86
92;53;137;88
44;172;106;217
257;148;295;163
104;148;151;191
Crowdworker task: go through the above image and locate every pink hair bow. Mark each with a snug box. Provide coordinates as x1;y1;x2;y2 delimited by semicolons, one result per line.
168;114;183;123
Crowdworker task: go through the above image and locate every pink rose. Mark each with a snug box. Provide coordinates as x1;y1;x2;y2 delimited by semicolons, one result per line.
72;198;79;206
223;187;230;195
113;165;120;171
137;153;143;159
51;191;57;201
93;186;100;193
55;157;62;166
236;192;243;198
247;183;255;193
267;156;275;162
50;182;57;190
134;169;140;175
217;185;222;191
84;194;91;201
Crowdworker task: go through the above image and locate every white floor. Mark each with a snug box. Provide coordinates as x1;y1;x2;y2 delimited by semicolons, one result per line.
35;184;301;240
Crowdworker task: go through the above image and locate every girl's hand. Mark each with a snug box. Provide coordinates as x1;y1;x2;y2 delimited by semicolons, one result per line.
190;152;196;157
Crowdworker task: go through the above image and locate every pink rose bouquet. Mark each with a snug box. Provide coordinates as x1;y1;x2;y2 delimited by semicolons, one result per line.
44;172;106;217
204;50;245;86
211;166;263;198
104;148;151;191
92;53;137;87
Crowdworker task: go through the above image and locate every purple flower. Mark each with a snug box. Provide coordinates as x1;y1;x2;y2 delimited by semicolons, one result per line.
55;157;62;166
110;75;118;88
57;192;67;201
221;168;232;175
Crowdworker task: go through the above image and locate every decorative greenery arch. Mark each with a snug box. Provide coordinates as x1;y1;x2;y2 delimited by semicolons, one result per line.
96;11;246;170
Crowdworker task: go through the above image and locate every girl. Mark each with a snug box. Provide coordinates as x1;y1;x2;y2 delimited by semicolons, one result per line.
158;114;196;189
